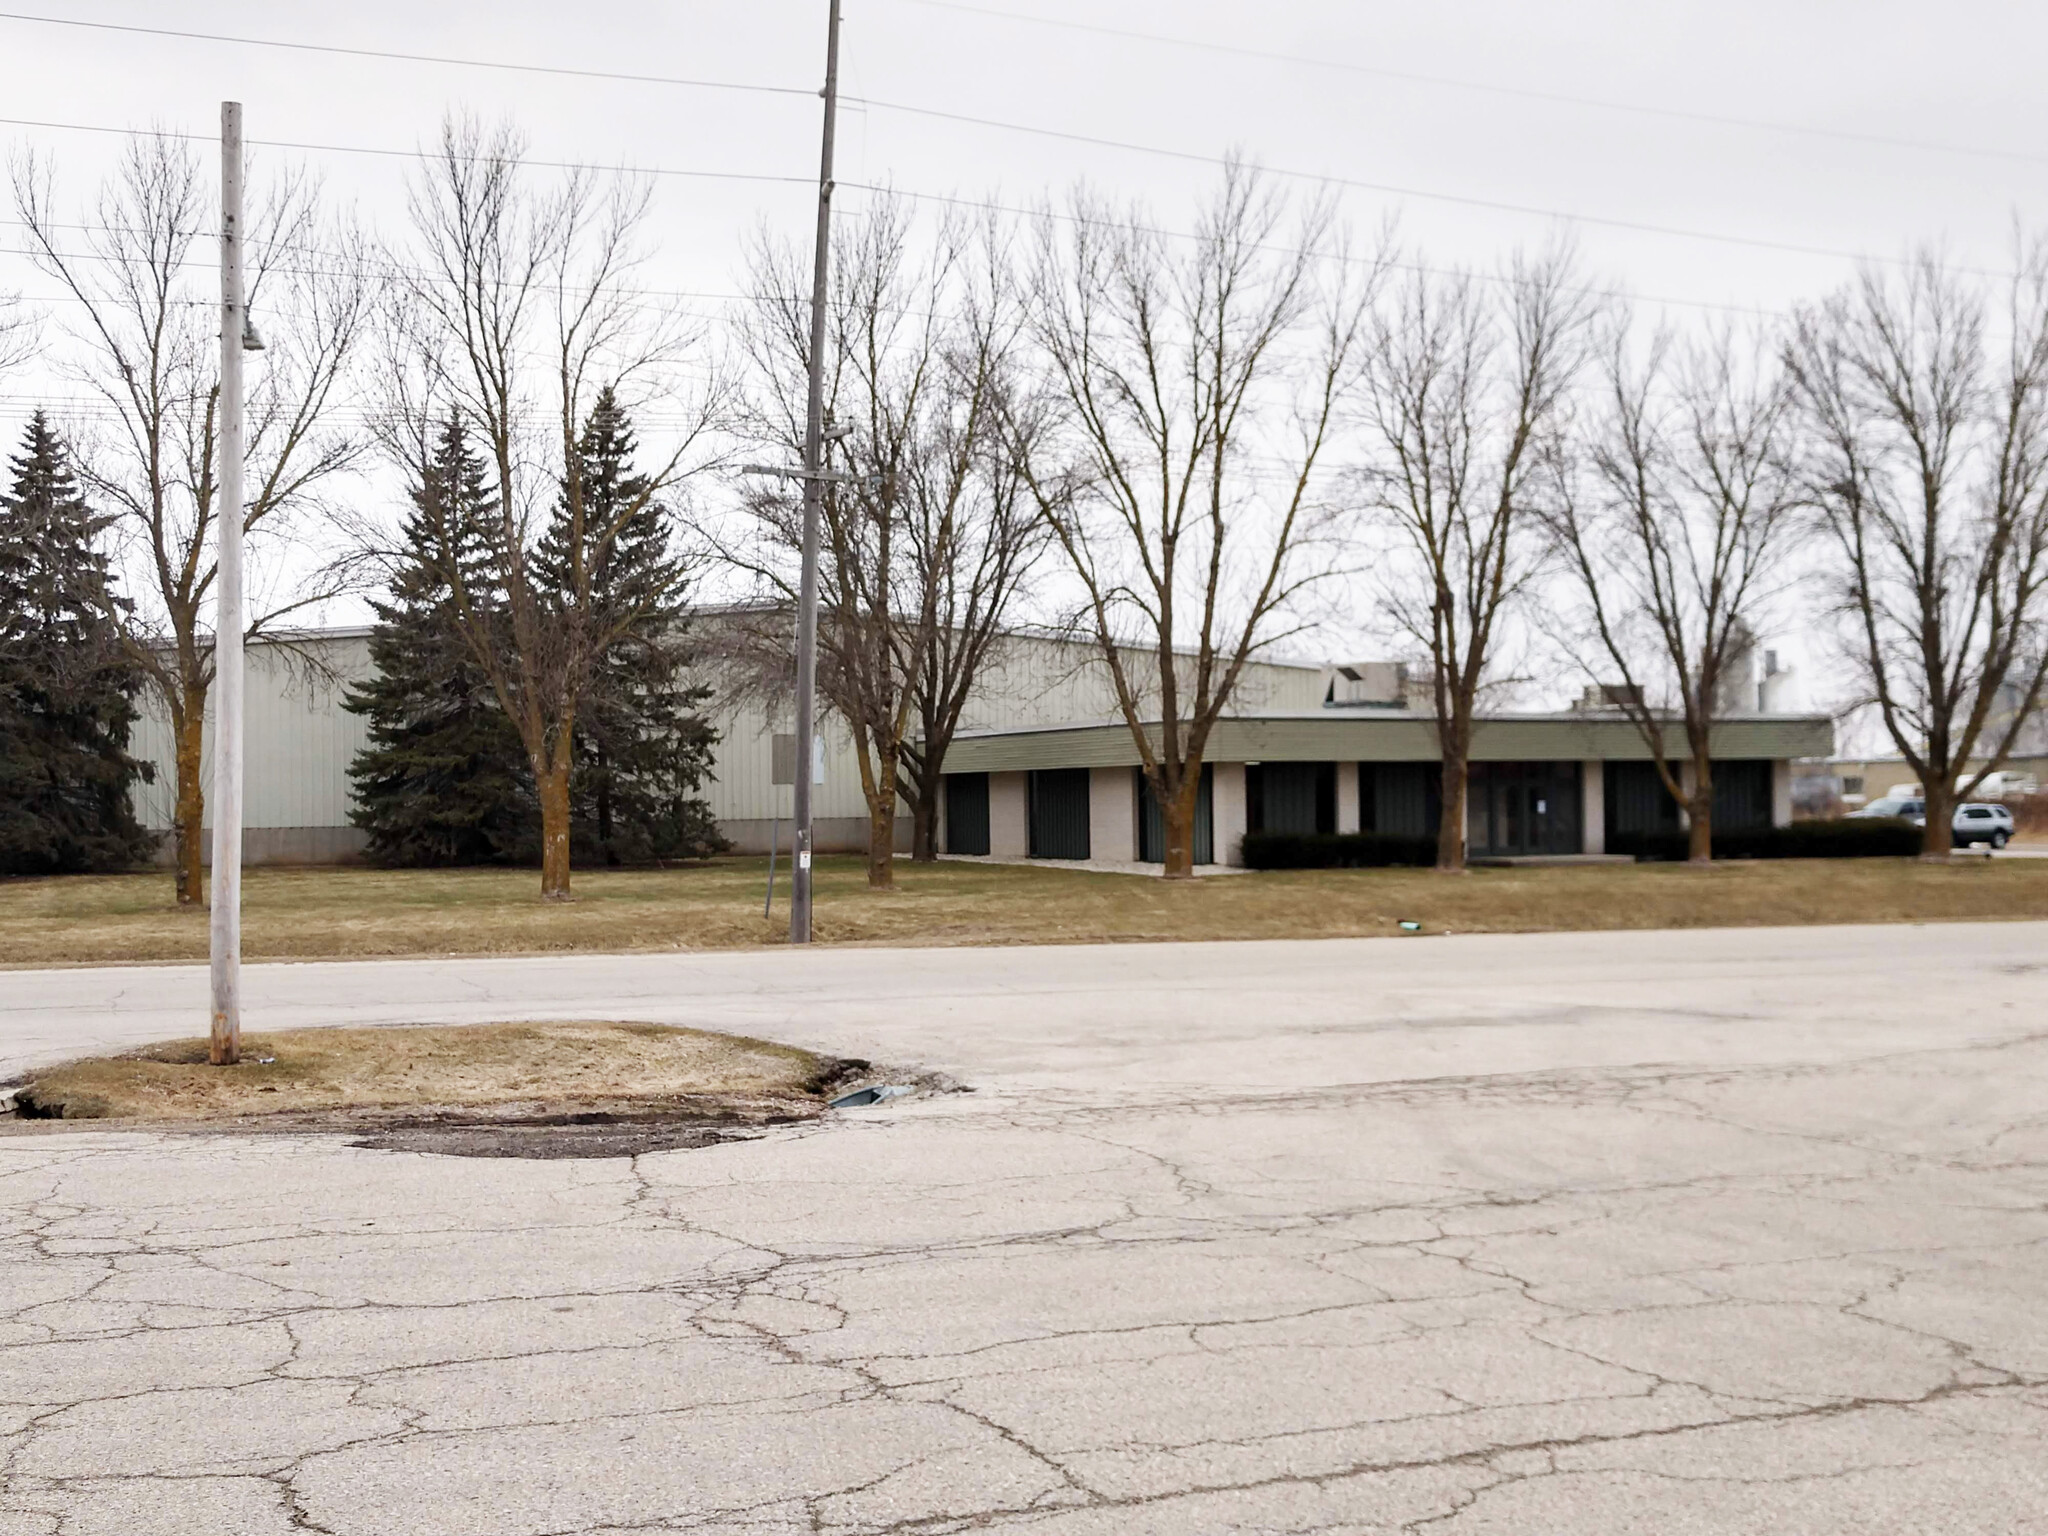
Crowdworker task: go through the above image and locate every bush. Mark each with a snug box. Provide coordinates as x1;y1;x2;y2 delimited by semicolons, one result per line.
1610;818;1922;861
1241;831;1440;870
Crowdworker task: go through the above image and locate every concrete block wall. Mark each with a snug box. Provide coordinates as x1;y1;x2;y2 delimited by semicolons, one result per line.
1580;759;1605;854
1335;762;1361;834
1089;768;1137;862
988;772;1029;857
1212;762;1249;866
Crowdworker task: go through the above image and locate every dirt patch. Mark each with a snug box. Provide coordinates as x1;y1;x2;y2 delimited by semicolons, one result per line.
8;1021;881;1157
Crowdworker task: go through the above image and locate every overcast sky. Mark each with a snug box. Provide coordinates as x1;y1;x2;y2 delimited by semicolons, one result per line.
5;0;2047;726
8;1;2044;311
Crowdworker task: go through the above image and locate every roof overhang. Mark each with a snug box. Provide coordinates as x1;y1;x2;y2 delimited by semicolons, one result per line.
942;713;1835;772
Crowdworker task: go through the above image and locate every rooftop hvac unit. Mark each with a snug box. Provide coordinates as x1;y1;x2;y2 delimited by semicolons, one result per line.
1578;683;1644;711
1324;661;1417;708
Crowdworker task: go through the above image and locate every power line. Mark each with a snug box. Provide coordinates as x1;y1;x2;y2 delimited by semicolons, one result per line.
3;201;1796;326
836;182;1794;319
892;0;2048;170
0;106;1937;282
0;20;2004;272
838;102;1995;273
0;10;813;101
13;0;2040;176
0;115;814;187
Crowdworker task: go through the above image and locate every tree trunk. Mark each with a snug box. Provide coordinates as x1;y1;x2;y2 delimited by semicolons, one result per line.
1436;750;1468;873
1161;767;1199;880
866;751;899;889
537;759;574;900
1920;777;1953;861
172;697;206;906
1687;752;1713;864
909;769;939;863
1686;800;1713;863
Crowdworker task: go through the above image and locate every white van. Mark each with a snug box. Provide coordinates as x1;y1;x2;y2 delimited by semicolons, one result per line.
1976;770;2039;801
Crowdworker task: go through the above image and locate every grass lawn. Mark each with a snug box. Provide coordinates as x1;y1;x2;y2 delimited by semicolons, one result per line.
3;853;2047;967
11;1021;834;1122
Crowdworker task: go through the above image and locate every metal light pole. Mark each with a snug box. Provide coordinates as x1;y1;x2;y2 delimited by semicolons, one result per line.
790;0;844;944
209;100;250;1066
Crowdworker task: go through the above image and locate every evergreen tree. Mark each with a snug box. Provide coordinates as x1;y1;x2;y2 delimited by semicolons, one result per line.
345;419;533;865
538;388;725;864
0;412;154;875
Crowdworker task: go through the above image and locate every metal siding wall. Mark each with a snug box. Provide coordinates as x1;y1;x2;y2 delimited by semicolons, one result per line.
127;635;375;832
958;634;1324;734
944;773;990;855
1605;761;1681;838
1250;762;1330;834
1366;762;1438;837
116;617;1833;853
702;704;885;824
1712;760;1773;830
1028;769;1092;859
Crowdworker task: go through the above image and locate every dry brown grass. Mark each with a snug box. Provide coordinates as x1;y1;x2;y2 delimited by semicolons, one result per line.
3;853;2048;968
14;1021;833;1121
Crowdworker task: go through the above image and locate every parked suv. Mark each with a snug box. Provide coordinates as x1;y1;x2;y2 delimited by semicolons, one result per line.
1953;802;2016;848
1850;796;2015;847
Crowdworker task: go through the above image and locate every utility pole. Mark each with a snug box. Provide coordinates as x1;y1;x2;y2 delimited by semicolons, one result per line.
790;0;843;944
209;100;249;1066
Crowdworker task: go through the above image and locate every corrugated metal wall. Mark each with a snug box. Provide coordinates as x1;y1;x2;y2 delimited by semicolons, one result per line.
944;773;990;855
129;634;377;832
1027;769;1092;859
124;623;1267;842
962;635;1325;732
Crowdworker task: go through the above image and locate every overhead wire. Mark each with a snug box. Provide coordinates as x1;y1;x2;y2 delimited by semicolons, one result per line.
0;13;2013;276
838;99;2013;275
0;11;814;102
891;0;2048;169
0;115;814;188
0;111;1973;319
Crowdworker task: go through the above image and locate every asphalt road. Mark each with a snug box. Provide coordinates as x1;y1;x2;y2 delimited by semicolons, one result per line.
3;923;2047;1534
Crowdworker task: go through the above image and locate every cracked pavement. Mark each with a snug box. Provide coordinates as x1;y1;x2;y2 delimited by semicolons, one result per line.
2;922;2047;1533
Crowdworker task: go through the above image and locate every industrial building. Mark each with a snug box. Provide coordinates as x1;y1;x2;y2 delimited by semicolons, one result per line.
129;628;1832;867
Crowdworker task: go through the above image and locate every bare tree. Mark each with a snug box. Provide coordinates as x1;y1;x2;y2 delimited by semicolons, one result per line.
1548;322;1801;861
900;317;1049;862
1359;249;1590;872
382;116;718;900
0;288;32;375
13;135;370;904
1787;249;2048;859
729;199;1041;885
1017;163;1378;878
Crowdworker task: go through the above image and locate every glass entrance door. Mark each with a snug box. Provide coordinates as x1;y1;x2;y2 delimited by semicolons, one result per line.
1468;762;1582;856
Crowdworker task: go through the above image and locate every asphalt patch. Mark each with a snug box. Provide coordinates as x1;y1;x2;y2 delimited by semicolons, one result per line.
349;1113;786;1160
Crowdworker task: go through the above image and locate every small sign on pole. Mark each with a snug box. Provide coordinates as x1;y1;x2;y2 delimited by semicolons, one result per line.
765;732;824;917
771;732;825;787
764;733;795;917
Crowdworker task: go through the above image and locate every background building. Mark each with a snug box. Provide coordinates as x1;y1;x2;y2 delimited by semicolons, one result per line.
129;624;1832;867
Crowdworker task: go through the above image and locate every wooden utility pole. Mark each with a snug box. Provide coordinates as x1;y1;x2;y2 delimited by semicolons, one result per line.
790;0;843;943
208;100;248;1066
